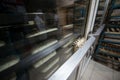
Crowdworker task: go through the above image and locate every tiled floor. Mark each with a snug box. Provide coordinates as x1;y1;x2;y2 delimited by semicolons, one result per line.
81;60;120;80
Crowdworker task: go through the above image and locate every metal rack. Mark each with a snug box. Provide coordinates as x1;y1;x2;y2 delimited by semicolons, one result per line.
94;0;120;70
0;0;89;79
0;11;80;80
93;0;110;32
73;0;89;37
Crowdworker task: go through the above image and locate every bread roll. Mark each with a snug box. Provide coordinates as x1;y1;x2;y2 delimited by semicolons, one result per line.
63;33;73;38
63;24;73;29
32;40;58;54
0;56;19;72
62;39;73;48
45;65;59;79
64;47;73;54
0;41;5;47
42;58;59;73
33;51;57;68
27;28;58;38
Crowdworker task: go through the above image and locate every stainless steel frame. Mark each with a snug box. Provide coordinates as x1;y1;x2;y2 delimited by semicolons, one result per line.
49;36;95;80
100;0;111;25
48;24;105;80
85;0;99;38
90;0;100;32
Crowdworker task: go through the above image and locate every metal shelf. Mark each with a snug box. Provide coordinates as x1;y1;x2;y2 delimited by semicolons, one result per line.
98;49;120;58
104;32;120;37
110;16;120;19
26;28;58;38
0;34;78;78
98;46;120;52
101;40;120;44
94;0;120;70
94;55;120;64
106;24;120;28
112;5;120;9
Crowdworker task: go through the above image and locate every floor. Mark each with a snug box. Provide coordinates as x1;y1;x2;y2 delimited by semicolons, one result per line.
81;60;120;80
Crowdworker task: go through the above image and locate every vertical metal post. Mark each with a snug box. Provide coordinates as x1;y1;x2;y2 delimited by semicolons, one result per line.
85;0;99;39
90;0;100;32
100;0;111;25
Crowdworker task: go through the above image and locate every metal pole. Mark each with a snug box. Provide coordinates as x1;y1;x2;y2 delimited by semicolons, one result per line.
100;0;111;25
85;0;99;39
90;0;100;32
